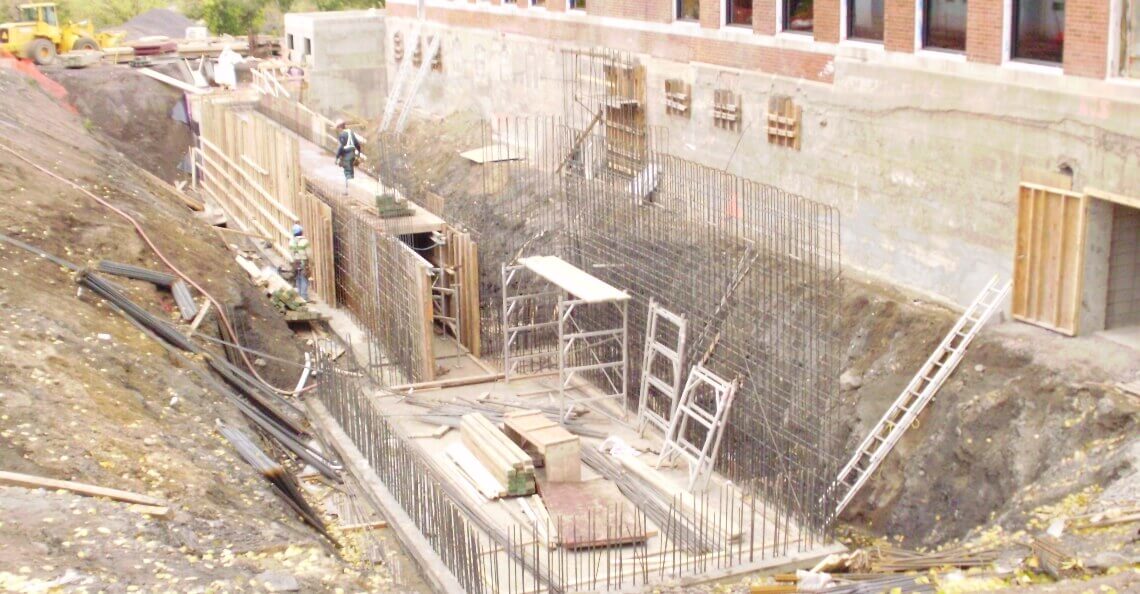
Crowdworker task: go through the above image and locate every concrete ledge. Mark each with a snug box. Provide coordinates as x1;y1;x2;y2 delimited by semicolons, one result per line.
306;399;467;594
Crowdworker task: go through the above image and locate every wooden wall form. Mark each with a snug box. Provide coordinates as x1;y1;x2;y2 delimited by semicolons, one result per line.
439;224;481;358
314;186;435;384
196;98;336;305
1012;183;1088;335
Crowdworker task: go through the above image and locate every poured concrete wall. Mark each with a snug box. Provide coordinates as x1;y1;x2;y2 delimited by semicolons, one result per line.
381;14;1140;312
284;11;387;120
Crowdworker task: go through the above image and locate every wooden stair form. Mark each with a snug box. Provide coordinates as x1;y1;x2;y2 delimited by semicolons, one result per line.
460;413;536;497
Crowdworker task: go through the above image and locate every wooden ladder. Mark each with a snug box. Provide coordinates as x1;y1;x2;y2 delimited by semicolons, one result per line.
830;276;1011;516
636;299;687;436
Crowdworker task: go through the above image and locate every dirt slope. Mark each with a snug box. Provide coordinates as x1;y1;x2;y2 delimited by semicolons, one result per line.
0;63;404;591
837;278;1140;547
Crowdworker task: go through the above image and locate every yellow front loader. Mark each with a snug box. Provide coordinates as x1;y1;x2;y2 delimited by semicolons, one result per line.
0;3;123;65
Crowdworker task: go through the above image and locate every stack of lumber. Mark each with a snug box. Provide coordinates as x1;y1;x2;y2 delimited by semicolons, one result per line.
460;413;535;497
1030;536;1084;580
866;545;997;572
503;409;581;482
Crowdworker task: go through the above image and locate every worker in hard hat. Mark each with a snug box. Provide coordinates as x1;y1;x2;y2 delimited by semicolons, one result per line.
334;120;362;195
290;223;311;301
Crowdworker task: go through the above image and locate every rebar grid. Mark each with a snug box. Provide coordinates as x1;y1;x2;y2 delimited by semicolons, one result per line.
307;179;433;385
316;356;819;594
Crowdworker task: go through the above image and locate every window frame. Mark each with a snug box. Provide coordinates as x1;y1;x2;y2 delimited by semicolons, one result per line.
725;0;754;27
782;0;814;34
845;0;885;42
1009;0;1065;64
920;0;967;53
676;0;701;21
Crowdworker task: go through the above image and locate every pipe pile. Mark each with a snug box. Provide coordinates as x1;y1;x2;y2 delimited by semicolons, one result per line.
218;421;338;546
74;269;340;480
97;260;177;288
580;445;714;554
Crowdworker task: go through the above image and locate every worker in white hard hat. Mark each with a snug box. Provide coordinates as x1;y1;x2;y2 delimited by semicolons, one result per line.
289;223;311;301
334;120;363;195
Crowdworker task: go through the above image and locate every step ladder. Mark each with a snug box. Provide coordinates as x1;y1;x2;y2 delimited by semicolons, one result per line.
430;265;462;366
657;364;739;492
830;276;1011;516
637;299;687;436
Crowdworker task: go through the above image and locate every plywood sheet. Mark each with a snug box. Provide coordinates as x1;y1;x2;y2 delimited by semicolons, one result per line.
539;479;647;549
519;256;630;303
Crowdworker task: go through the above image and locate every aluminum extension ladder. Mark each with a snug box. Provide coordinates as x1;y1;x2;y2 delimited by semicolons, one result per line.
378;27;419;132
379;27;441;134
830;276;1011;516
636;299;687;436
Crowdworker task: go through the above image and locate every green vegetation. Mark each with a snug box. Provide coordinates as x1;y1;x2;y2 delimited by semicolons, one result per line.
1;0;383;32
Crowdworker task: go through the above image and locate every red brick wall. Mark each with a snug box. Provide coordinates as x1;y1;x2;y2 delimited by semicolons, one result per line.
883;0;915;53
700;0;721;28
966;0;1002;64
589;0;673;22
753;0;776;34
1063;0;1109;77
815;0;841;42
387;3;837;82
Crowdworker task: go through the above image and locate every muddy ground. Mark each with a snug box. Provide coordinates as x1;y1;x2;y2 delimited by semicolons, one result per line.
0;62;420;592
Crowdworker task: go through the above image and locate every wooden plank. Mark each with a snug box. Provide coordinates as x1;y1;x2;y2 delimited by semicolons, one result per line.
503;410;581;482
139;68;210;94
0;471;165;507
518;255;630;303
1086;187;1140;210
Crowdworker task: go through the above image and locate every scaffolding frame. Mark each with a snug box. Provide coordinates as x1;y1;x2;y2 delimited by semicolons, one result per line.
502;256;631;422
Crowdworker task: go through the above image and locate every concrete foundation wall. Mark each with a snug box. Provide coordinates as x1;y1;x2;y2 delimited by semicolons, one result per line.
285;11;388;120
384;15;1140;309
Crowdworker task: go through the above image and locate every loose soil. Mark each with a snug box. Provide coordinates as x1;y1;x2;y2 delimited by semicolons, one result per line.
0;62;421;592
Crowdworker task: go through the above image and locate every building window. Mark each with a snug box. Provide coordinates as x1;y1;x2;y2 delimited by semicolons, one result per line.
286;34;294;50
532;0;545;6
569;0;585;9
847;0;883;41
1011;0;1064;63
303;37;312;57
677;0;700;20
727;0;753;25
922;0;967;51
783;0;814;32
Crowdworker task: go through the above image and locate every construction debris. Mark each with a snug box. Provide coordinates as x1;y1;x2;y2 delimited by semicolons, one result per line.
0;470;166;508
217;422;337;545
1031;536;1085;580
97;260;176;287
460;413;536;496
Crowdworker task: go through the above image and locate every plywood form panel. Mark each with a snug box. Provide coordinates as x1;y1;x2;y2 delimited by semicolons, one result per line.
1012;183;1087;335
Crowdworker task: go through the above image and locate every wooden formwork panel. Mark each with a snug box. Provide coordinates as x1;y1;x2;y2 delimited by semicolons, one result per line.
296;192;335;307
442;225;481;357
1012;183;1088;335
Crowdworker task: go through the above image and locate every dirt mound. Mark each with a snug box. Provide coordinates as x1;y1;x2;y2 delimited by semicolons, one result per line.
112;8;195;41
48;64;192;183
0;66;408;591
837;278;1140;546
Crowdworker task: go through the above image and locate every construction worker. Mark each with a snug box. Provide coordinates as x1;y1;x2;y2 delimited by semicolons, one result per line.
334;120;362;195
290;223;311;301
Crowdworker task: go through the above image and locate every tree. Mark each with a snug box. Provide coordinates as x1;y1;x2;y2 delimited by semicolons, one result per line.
313;0;383;10
200;0;266;36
